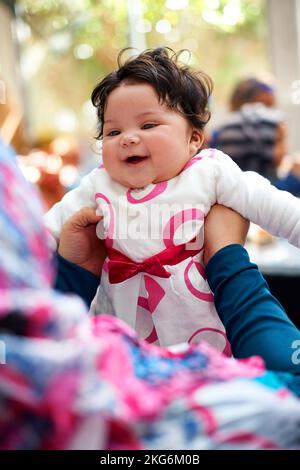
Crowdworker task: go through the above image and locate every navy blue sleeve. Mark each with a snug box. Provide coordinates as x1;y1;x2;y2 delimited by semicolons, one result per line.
206;244;300;373
54;253;99;308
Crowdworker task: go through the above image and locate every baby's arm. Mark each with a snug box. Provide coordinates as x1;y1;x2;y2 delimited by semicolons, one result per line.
44;169;98;243
212;150;300;247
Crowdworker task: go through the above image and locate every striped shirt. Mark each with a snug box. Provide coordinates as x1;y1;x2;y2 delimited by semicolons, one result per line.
211;103;283;181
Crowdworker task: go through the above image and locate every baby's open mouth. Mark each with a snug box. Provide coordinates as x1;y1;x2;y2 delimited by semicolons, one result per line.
126;155;148;164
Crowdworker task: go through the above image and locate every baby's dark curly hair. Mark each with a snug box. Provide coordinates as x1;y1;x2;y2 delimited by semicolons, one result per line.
91;47;213;139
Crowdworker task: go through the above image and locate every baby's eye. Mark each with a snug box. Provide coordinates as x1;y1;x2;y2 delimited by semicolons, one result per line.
107;130;120;137
142;123;156;130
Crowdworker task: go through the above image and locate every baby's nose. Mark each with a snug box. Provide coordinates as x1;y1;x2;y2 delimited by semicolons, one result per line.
121;132;140;146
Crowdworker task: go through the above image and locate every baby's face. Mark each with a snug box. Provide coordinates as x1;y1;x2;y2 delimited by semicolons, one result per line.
102;83;202;188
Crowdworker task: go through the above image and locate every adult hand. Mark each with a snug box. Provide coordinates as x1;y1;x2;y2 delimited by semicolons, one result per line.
203;205;249;265
58;207;106;276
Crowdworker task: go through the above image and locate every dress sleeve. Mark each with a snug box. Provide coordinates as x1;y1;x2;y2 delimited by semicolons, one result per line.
44;169;98;241
212;150;300;248
206;244;300;374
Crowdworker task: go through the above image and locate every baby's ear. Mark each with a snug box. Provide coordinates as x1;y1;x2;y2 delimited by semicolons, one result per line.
189;130;204;155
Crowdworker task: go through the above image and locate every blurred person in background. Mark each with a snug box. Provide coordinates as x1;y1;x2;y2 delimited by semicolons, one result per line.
210;78;286;183
211;78;300;197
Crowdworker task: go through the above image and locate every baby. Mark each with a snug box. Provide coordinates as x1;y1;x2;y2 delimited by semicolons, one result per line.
45;48;300;354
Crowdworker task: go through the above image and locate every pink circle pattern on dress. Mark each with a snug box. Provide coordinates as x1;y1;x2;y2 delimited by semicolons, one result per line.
95;193;114;249
126;181;168;204
179;149;216;174
180;155;203;173
184;259;213;302
137;275;165;343
188;327;231;356
163;208;205;248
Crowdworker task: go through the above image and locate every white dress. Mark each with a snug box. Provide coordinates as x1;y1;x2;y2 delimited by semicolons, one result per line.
45;149;300;352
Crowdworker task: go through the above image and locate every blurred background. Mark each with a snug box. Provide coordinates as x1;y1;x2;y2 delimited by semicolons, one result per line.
1;0;271;148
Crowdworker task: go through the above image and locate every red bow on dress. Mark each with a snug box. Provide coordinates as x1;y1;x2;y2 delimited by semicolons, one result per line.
107;242;201;284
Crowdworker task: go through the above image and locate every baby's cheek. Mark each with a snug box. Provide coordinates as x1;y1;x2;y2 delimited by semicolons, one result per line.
102;158;116;176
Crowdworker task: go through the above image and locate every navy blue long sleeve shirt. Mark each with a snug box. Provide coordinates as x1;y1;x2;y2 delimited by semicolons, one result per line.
54;253;100;308
206;244;300;373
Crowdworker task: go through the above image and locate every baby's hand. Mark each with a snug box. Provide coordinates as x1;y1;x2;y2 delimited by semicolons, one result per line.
58;207;106;276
